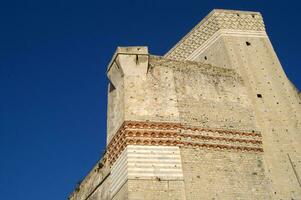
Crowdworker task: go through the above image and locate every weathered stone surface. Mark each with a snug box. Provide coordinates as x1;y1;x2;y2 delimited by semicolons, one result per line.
69;9;301;200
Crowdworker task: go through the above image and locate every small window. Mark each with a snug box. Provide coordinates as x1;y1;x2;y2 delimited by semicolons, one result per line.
246;41;251;46
257;94;262;98
204;56;207;60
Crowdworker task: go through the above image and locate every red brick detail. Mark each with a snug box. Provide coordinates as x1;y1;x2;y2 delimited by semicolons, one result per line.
106;121;263;165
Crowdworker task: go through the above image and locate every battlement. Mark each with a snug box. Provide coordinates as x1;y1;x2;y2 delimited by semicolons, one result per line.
165;9;266;61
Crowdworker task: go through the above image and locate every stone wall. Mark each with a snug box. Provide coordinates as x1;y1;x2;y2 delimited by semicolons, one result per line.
120;55;258;131
164;9;301;199
180;148;270;200
127;179;186;200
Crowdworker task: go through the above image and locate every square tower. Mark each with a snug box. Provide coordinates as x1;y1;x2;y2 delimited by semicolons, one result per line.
69;9;301;200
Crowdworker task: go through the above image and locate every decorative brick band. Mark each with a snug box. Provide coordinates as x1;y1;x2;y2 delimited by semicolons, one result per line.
165;10;266;61
105;121;263;165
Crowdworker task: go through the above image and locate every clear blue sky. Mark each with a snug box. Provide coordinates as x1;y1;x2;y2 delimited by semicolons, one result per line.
0;0;300;199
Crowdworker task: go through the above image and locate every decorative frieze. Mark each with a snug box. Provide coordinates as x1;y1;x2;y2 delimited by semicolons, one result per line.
106;120;263;165
164;9;266;61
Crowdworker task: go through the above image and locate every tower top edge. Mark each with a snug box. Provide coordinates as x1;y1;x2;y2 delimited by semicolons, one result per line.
107;46;149;72
164;9;265;60
211;9;261;15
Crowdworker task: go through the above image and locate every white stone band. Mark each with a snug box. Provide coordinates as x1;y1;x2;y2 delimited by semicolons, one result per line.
109;145;184;198
187;29;267;60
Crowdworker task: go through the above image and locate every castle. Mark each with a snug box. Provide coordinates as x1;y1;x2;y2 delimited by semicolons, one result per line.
69;9;301;200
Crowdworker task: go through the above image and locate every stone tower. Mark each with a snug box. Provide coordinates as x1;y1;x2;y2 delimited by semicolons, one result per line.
69;9;301;200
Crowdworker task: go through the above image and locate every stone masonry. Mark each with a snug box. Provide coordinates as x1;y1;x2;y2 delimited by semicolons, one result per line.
69;9;301;200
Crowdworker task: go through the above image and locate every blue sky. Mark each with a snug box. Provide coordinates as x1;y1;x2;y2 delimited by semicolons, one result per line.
0;0;300;199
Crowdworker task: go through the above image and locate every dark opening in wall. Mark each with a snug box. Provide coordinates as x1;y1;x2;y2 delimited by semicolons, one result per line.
257;94;262;98
204;56;207;60
109;82;116;92
246;41;251;46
